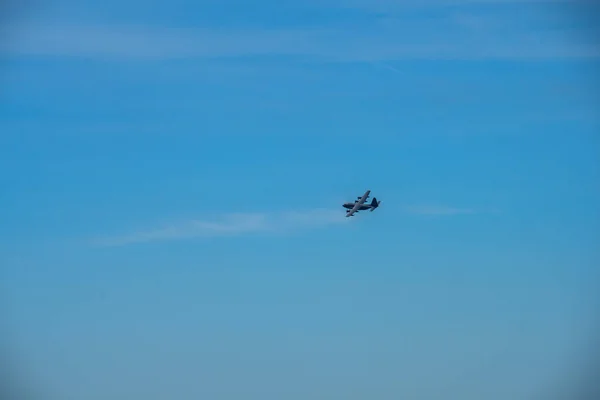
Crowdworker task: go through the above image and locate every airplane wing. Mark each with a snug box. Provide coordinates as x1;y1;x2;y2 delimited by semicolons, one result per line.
346;190;370;217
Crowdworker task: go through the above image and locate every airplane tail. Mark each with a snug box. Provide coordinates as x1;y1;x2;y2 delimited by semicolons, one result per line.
370;197;380;210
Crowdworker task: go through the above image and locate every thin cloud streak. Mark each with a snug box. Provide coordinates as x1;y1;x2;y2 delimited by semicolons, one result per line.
92;205;491;247
403;205;499;215
2;19;598;61
341;0;573;7
92;208;350;247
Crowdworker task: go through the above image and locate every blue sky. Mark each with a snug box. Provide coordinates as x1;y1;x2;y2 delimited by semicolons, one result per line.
1;0;599;398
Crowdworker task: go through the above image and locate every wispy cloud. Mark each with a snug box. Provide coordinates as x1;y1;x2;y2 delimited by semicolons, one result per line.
339;0;573;8
375;62;403;74
92;204;492;247
1;24;322;60
404;205;477;215
402;205;497;215
2;3;598;62
92;208;350;247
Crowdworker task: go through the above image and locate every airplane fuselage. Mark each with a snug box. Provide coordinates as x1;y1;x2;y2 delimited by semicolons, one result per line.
343;202;374;211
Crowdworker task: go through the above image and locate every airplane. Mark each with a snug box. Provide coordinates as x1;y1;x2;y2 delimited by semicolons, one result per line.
343;189;380;217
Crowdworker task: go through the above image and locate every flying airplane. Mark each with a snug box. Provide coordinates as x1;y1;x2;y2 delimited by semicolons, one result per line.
343;189;380;217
